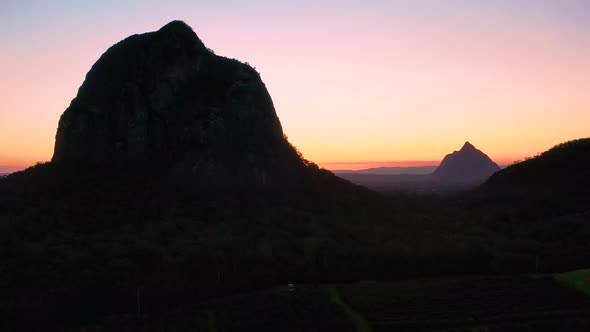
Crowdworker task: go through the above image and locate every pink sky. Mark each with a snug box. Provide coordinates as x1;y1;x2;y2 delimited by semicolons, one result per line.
1;1;589;171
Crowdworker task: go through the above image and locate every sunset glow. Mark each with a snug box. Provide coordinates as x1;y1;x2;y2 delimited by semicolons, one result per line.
1;1;589;171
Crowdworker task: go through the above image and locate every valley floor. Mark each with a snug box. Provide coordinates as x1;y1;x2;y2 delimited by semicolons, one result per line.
68;272;590;332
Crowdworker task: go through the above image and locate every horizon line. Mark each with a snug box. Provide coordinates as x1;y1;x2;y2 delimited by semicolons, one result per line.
1;157;517;173
319;158;514;171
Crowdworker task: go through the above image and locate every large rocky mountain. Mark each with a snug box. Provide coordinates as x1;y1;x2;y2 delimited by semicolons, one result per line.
432;142;500;184
52;20;306;188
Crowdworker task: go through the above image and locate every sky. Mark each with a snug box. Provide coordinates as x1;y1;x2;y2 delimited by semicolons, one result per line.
1;0;589;171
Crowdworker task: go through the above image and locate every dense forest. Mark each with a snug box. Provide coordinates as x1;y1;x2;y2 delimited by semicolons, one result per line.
1;139;590;330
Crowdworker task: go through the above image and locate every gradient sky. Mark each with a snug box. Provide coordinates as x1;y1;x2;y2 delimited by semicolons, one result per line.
1;0;589;171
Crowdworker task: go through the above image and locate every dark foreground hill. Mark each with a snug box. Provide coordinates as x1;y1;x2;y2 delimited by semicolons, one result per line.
485;138;590;194
477;138;590;220
466;139;590;275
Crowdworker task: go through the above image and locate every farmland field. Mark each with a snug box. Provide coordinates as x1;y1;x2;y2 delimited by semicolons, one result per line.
68;285;355;332
68;275;590;331
555;269;590;296
338;275;590;331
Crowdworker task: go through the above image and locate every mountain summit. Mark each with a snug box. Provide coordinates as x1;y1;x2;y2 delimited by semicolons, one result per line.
432;141;500;184
460;141;477;152
52;20;306;187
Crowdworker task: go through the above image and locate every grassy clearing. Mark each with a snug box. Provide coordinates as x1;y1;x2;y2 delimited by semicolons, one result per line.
555;269;590;296
207;310;217;332
337;275;590;331
328;286;373;332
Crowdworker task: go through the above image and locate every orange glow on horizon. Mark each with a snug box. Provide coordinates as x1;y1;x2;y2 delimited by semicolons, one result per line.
1;2;589;171
318;157;519;171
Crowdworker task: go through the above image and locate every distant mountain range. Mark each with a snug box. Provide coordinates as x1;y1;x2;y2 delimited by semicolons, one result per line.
334;166;438;175
337;142;501;192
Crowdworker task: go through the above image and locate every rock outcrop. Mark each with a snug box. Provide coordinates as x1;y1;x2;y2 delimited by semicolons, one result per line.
52;21;305;186
432;142;500;184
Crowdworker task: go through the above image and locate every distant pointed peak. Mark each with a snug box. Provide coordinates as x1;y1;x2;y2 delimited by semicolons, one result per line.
460;141;476;152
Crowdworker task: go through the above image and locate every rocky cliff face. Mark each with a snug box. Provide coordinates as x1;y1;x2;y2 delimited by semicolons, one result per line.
432;142;500;184
52;21;304;186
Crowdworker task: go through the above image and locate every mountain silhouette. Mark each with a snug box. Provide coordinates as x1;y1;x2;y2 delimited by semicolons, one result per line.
334;143;500;192
52;20;309;188
432;141;500;184
484;138;590;194
0;20;365;231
